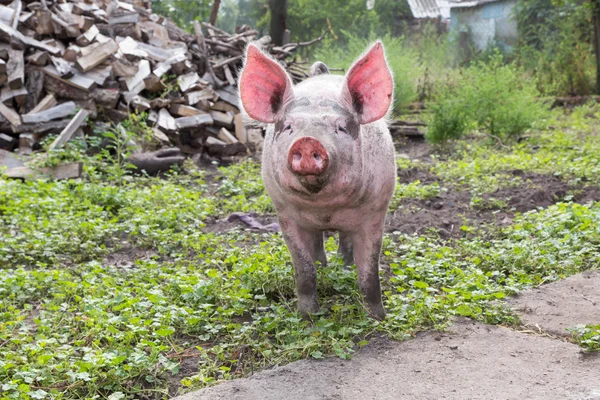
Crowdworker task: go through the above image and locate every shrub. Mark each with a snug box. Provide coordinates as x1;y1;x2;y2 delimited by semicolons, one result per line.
426;53;549;145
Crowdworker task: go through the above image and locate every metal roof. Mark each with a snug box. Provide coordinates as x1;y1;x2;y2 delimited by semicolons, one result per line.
447;0;500;8
407;0;442;19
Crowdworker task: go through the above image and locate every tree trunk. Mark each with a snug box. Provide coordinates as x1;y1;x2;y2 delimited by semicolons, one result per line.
269;0;288;46
594;0;600;94
209;0;221;25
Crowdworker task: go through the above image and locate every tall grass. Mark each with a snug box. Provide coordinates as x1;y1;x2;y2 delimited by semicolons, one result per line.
313;25;455;115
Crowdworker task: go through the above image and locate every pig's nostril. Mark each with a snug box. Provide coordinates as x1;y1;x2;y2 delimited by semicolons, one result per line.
293;152;302;162
313;153;320;161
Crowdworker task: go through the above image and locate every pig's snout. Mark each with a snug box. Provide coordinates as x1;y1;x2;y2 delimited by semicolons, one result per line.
288;137;329;176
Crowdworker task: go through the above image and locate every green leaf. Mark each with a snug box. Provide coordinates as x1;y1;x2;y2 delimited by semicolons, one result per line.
455;304;473;317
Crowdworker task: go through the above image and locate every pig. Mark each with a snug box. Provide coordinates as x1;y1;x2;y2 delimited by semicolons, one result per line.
238;41;396;320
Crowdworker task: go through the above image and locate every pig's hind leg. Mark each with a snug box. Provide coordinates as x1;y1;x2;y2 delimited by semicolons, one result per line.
280;220;322;317
350;221;386;320
338;232;354;266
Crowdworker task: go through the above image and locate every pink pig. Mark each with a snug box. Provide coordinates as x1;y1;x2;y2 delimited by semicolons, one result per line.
238;42;396;320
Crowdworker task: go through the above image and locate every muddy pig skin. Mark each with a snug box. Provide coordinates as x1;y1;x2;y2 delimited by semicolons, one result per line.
238;42;395;320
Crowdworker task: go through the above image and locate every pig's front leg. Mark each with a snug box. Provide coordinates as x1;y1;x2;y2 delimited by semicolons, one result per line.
280;219;321;316
351;221;386;320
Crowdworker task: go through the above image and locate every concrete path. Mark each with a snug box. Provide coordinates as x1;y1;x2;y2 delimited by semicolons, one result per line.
175;271;600;400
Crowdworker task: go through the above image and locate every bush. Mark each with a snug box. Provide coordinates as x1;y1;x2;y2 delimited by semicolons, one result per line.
425;53;549;145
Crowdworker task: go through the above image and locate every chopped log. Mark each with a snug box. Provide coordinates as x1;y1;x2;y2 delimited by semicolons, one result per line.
0;132;16;150
234;113;246;143
21;101;76;124
7;48;23;89
152;52;186;77
27;93;57;114
17;133;35;155
143;74;164;92
4;162;82;180
109;11;139;25
111;57;137;77
0;58;5;74
205;136;246;157
1;85;27;105
130;95;150;112
20;68;44;114
0;102;21;127
0;5;14;26
125;59;150;91
97;22;141;40
215;86;239;107
34;9;53;35
210;110;234;128
85;64;112;86
178;71;202;92
75;23;98;46
74;39;118;72
50;55;73;78
0;21;60;54
51;13;79;38
175;113;213;130
12;118;70;134
44;65;96;91
169;104;203;117
187;89;215;105
223;64;235;86
152;126;169;144
212;100;239;114
157;108;176;133
91;88;119;108
48;109;89;150
217;127;237;144
0;148;24;167
27;50;49;65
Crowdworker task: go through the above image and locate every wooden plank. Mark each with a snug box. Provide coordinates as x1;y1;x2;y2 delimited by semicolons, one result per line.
10;0;21;29
175;113;214;130
20;68;44;114
7;48;23;89
75;40;118;73
48;109;89;150
4;162;82;180
212;100;240;114
216;86;239;107
21;101;76;124
0;101;20;127
26;93;57;114
12;118;70;134
43;65;96;91
223;64;236;86
125;59;150;91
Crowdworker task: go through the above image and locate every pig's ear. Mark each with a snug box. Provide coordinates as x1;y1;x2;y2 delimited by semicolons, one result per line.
342;41;393;124
239;44;294;123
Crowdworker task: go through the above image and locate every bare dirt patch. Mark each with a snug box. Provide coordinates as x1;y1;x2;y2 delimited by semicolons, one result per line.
387;169;600;238
173;318;600;400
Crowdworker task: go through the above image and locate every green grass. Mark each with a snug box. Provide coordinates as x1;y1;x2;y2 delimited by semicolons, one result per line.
1;106;600;399
570;325;600;352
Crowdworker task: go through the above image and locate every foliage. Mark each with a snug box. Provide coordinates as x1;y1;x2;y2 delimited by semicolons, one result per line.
149;0;211;31
514;0;595;95
3;108;600;398
426;53;549;144
570;324;600;352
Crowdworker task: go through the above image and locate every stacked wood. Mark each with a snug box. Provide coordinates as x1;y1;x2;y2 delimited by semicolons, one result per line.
0;0;324;161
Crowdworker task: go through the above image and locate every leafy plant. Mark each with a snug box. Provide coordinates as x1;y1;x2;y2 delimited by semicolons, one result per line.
570;324;600;352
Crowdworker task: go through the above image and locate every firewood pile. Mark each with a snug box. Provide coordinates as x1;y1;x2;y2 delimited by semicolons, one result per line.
0;0;323;171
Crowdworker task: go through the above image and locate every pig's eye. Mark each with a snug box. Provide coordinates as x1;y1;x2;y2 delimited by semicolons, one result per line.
283;124;292;133
337;126;348;135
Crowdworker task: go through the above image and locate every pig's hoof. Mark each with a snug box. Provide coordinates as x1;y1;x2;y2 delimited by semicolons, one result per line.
298;297;320;317
367;304;386;321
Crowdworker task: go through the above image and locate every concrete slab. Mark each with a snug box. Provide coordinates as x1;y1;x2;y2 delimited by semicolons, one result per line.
174;319;600;400
510;269;600;336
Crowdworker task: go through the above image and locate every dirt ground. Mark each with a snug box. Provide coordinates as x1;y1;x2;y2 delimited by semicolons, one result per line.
173;271;600;400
